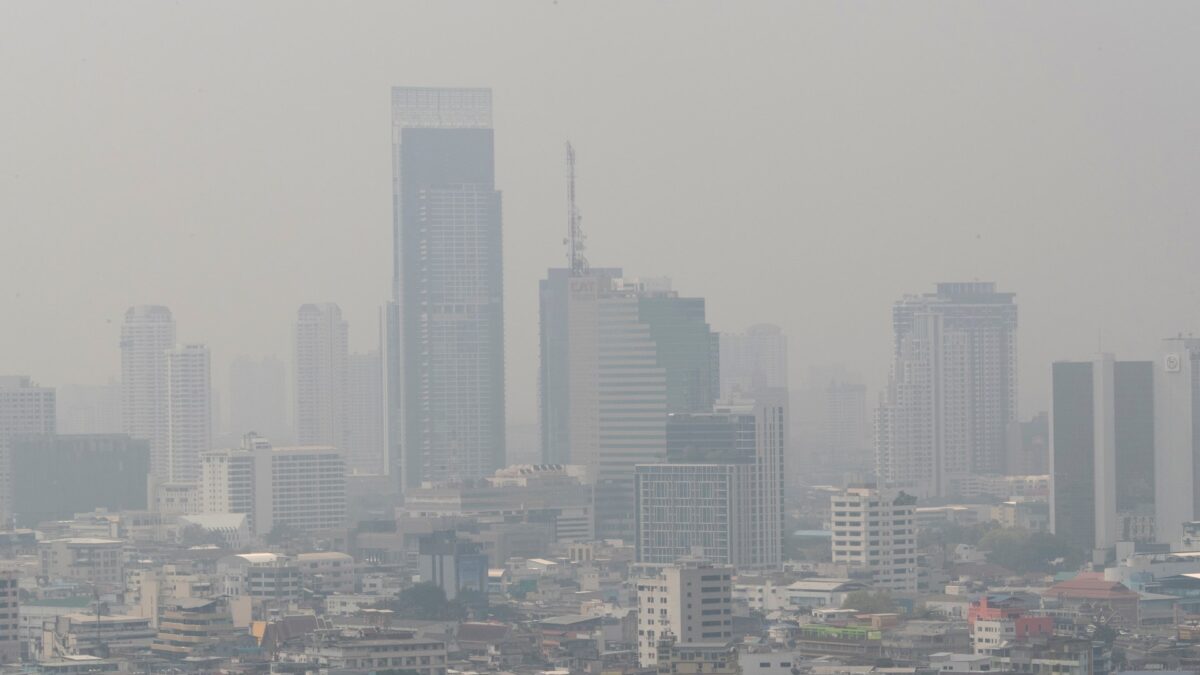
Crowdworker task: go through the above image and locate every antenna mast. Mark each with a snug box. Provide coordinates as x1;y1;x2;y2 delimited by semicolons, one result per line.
565;141;588;276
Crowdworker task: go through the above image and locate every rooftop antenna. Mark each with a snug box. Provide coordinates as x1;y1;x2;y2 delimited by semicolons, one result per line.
565;141;589;276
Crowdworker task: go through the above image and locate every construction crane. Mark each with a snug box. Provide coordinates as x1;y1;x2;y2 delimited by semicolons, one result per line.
564;141;589;277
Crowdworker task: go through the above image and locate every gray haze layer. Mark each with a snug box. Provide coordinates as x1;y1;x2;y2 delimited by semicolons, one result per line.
2;1;1199;424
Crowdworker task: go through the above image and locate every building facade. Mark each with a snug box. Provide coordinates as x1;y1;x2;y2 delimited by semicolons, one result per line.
390;86;506;490
165;344;211;484
1155;337;1200;546
120;305;176;480
11;434;149;527
719;324;788;400
0;376;56;522
1050;356;1155;552
346;351;384;475
875;283;1017;498
830;486;918;591
294;303;349;451
636;562;733;667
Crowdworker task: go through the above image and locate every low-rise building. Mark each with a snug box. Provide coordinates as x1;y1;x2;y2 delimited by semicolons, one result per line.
218;553;301;602
37;539;123;587
151;597;239;660
297;551;355;595
279;627;447;675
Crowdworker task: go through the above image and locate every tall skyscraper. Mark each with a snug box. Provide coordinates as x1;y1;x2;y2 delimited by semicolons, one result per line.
1154;338;1200;546
875;282;1017;498
0;376;56;522
638;290;719;414
294;303;349;450
1050;356;1154;552
719;324;788;399
121;305;176;476
227;356;288;442
166;344;212;484
390;86;506;489
346;351;385;474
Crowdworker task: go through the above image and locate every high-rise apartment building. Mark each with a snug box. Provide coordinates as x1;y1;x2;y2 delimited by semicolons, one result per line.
200;434;346;536
635;561;733;667
719;324;788;399
389;87;506;489
875;283;1017;498
121;305;176;477
830;485;918;592
227;356;288;443
1155;338;1200;546
165;344;211;484
346;351;384;475
0;376;56;523
294;303;349;450
1050;356;1155;552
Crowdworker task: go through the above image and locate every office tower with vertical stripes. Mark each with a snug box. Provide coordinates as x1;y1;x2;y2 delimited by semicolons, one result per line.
389;87;505;489
121;305;176;480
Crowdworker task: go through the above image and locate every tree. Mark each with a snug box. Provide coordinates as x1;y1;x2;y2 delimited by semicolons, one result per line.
978;527;1083;574
841;590;896;614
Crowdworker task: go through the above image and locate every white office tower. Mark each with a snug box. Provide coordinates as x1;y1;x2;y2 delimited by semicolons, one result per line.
294;303;349;450
201;433;345;536
120;305;177;477
1155;338;1200;546
165;345;212;484
830;485;918;591
719;324;788;399
875;283;1017;498
636;561;733;667
564;275;667;541
0;376;56;522
346;351;385;474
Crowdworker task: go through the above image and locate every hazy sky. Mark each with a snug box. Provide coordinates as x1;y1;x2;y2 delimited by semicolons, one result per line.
3;1;1199;427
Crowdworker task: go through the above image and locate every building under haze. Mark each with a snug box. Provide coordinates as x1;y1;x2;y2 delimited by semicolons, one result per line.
875;282;1017;498
294;303;349;452
120;305;176;480
389;86;506;489
1155;337;1200;547
830;485;918;592
636;396;785;568
165;344;212;484
719;324;788;400
56;383;121;435
11;434;149;527
227;356;288;443
0;376;56;524
1050;356;1155;553
346;351;384;475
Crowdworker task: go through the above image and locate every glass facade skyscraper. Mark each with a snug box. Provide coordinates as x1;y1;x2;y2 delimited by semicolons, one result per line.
389;87;505;489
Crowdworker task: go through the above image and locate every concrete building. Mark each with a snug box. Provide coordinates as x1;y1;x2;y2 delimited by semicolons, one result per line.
830;486;918;591
719;324;788;400
636;397;785;569
403;464;593;542
542;271;720;540
120;305;176;480
1051;356;1155;552
654;635;740;675
295;303;349;451
165;344;211;484
875;283;1017;497
389;87;506;490
11;434;149;527
38;538;123;587
418;531;487;601
0;569;17;663
636;561;733;667
296;551;355;595
346;350;385;474
0;375;56;522
1155;337;1200;546
200;435;346;536
283;627;447;675
227;355;288;443
151;597;239;660
218;553;301;601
